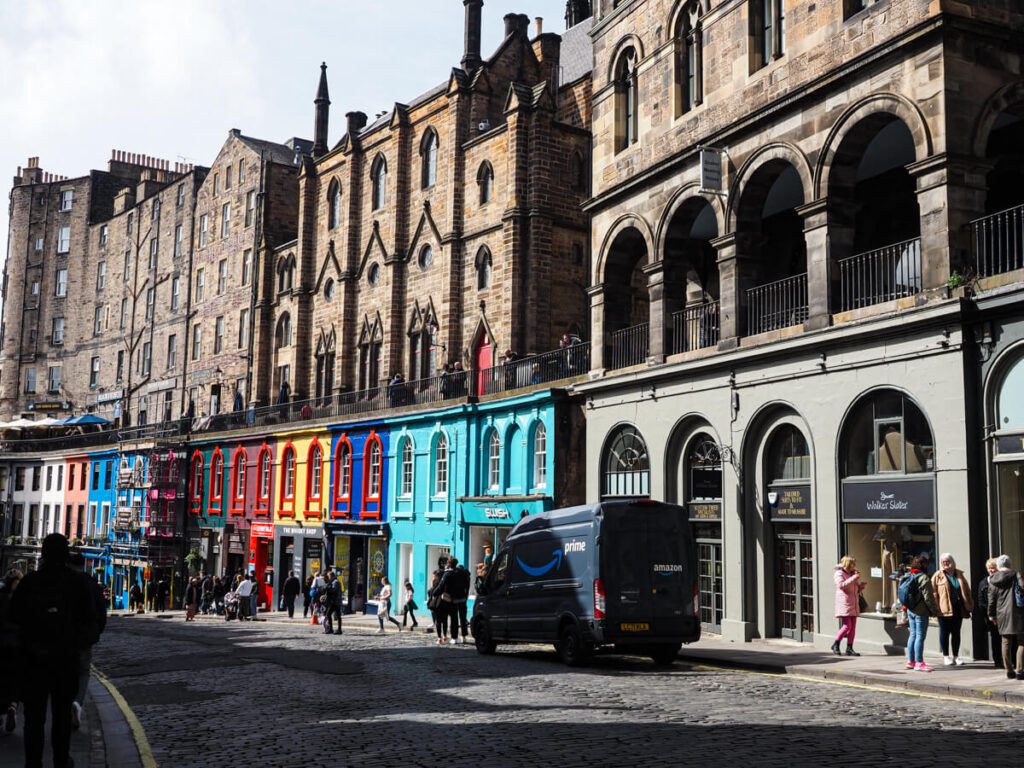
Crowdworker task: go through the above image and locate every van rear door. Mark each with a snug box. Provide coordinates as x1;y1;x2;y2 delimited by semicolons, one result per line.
601;502;696;640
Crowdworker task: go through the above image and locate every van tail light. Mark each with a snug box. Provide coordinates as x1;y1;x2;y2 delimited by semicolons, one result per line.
693;580;699;617
594;578;606;619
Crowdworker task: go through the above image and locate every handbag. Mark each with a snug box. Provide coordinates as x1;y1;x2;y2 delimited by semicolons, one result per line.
858;594;869;613
441;593;452;603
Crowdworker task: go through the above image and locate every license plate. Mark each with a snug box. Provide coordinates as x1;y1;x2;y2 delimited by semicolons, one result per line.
620;622;650;632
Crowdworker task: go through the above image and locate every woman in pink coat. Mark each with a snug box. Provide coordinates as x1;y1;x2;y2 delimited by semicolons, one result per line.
832;555;865;656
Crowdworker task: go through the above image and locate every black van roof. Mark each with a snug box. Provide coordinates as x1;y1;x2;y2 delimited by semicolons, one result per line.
507;499;678;539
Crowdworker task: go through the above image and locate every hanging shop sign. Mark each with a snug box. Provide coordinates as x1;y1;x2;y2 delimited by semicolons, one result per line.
768;484;811;522
688;501;722;521
227;534;245;555
457;497;550;526
841;476;935;521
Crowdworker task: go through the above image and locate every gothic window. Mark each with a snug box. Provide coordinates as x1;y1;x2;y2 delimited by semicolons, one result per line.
675;5;703;116
371;155;387;211
477;162;494;204
475;247;491;291
614;47;638;152
420;129;438;189
328;179;342;229
275;313;292;349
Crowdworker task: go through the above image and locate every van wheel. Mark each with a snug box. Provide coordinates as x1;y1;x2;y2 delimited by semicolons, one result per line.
556;624;591;666
473;618;497;655
650;643;681;666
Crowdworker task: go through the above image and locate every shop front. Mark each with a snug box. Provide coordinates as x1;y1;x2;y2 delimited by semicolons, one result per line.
249;521;275;610
990;354;1024;569
324;520;389;613
272;523;324;611
223;522;248;578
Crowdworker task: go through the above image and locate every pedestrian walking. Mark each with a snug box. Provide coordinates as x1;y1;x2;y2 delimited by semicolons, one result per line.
322;571;343;635
900;555;939;671
249;573;260;620
68;551;107;731
931;552;973;666
0;568;23;735
282;571;301;618
200;573;214;615
155;577;169;612
302;575;314;618
831;556;865;656
184;577;199;621
429;558;450;644
986;554;1024;680
401;580;419;629
376;578;402;634
237;574;253;621
441;557;471;645
976;558;1003;668
213;576;226;616
128;582;143;613
10;534;97;768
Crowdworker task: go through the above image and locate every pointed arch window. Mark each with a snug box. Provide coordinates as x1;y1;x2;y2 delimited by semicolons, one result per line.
420;129;438;189
475;247;492;291
328;179;342;229
371;155;387;211
231;447;247;514
334;437;352;502
614;47;639;152
209;448;224;513
275;313;292;349
434;433;449;496
533;422;547;489
477;161;494;204
277;255;294;292
487;430;501;490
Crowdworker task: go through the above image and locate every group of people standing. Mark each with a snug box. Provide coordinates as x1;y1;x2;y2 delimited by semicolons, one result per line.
427;556;472;644
833;551;1024;676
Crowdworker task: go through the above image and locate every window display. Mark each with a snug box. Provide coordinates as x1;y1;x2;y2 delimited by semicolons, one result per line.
845;523;934;613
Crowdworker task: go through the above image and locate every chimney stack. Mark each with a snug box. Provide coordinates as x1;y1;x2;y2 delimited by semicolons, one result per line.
313;62;331;158
462;0;483;71
346;111;368;136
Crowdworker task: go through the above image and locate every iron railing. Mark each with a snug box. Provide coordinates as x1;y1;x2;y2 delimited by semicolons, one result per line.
671;301;720;354
609;323;649;370
838;238;921;312
476;343;591;396
972;202;1024;278
0;428;119;453
746;273;809;336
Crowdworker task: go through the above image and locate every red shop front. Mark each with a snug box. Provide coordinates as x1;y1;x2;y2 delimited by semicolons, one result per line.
249;521;276;611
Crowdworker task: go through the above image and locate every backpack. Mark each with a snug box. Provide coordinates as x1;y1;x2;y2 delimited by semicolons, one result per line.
19;569;94;656
897;572;919;609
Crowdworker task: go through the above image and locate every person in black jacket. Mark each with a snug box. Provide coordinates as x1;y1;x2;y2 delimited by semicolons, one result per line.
429;560;448;643
212;576;227;616
282;571;301;618
976;557;1003;668
322;571;343;635
11;534;96;768
440;557;471;645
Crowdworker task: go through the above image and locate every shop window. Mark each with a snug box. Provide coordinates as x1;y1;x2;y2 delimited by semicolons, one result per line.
231;447;246;514
189;452;203;512
767;424;810;482
209;449;223;514
434;433;449;496
687;433;722;501
602;424;650;498
307;442;323;507
840;391;934;476
400;439;413;496
997;357;1024;430
533;422;547;489
334;438;352;503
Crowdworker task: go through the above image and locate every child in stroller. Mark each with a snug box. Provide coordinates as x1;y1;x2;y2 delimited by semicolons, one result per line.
223;590;239;621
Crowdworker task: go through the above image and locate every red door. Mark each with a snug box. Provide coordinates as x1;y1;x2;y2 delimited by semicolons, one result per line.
254;538;269;610
475;337;492;396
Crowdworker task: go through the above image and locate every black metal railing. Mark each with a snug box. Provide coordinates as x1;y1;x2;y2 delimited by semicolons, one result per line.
972;202;1024;278
838;237;921;312
0;428;119;453
609;323;649;370
671;301;720;354
476;343;591;396
746;273;809;336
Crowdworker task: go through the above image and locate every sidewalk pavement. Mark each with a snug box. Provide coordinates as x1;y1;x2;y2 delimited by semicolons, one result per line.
115;607;1024;706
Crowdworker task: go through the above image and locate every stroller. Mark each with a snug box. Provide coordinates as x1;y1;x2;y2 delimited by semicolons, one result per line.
223;590;239;621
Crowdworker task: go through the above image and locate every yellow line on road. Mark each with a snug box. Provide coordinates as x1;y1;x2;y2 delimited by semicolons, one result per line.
91;666;159;768
691;662;1024;711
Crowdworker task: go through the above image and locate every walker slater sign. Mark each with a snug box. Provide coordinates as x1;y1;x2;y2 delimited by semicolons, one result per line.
841;477;935;521
768;484;811;521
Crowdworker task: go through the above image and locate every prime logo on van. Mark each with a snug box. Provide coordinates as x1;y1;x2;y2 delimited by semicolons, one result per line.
515;541;586;576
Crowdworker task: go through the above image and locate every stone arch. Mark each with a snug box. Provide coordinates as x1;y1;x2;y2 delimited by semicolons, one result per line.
605;33;646;84
668;0;708;38
971;80;1024;159
655;184;726;260
664;413;722;505
595;213;656;284
727;142;813;233
815;93;932;199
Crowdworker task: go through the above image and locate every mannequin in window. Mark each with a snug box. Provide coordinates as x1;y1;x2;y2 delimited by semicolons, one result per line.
874;524;901;610
878;425;926;472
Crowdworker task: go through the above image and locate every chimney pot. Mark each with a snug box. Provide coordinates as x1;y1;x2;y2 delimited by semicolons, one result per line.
535;17;543;35
462;0;483;71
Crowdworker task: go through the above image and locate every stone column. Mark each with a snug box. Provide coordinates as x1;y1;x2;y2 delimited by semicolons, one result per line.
587;284;606;374
798;198;833;331
713;233;758;348
643;260;666;364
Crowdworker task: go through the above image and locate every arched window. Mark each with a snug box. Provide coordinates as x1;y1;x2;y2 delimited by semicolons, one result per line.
533;422;547;489
570;152;587;193
998;357;1024;430
687;433;722;500
675;5;703;116
281;445;296;503
420;129;438;189
477;162;494;204
209;449;224;510
434;433;448;496
278;256;294;292
400;439;413;496
257;448;271;508
231;447;246;513
602;424;649;497
371;155;387;211
840;391;933;477
476;247;491;291
614;47;639;152
767;425;810;482
308;442;322;503
487;430;501;490
328;179;342;229
335;438;352;500
189;451;204;507
275;313;292;349
366;437;382;499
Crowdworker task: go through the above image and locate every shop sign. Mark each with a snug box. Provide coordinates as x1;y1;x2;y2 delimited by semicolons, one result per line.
768;484;811;521
688;501;722;521
28;401;69;411
97;389;123;403
996;432;1024;457
841;477;935;521
458;498;549;525
251;522;276;539
227;534;245;554
147;378;177;394
278;525;316;537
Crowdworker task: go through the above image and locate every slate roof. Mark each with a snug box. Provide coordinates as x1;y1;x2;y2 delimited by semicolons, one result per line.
560;15;594;85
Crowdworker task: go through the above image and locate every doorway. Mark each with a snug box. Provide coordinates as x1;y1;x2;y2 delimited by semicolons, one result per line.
696;535;723;632
474;335;493;395
776;528;814;641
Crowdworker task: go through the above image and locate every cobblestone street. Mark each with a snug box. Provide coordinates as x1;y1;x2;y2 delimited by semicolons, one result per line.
92;616;1023;768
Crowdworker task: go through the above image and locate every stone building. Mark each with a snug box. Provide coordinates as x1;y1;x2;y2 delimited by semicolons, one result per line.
579;0;1024;656
280;2;594;405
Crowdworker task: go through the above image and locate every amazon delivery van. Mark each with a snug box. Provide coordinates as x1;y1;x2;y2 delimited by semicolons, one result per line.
471;500;700;665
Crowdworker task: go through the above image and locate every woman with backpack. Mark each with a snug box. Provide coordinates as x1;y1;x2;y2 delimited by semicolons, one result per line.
931;553;973;666
901;555;939;671
831;556;865;656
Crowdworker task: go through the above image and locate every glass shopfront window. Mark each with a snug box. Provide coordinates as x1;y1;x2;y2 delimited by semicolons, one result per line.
995;357;1024;569
468;525;511;596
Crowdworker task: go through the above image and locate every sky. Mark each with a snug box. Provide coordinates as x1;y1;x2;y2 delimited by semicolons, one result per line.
0;0;570;261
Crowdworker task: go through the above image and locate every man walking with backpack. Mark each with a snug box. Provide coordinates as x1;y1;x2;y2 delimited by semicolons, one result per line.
986;554;1024;680
11;533;96;768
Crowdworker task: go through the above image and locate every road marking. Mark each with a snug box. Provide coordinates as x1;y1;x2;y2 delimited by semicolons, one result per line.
91;666;160;768
691;662;1024;711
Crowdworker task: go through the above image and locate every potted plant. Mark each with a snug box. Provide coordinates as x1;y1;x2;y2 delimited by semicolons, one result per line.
184;547;205;576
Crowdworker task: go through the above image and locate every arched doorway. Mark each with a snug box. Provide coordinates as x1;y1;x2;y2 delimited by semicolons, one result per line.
827;117;921;311
663;198;720;353
975;101;1024;277
764;423;814;641
992;355;1024;569
684;431;724;632
604;227;650;368
735;162;808;335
